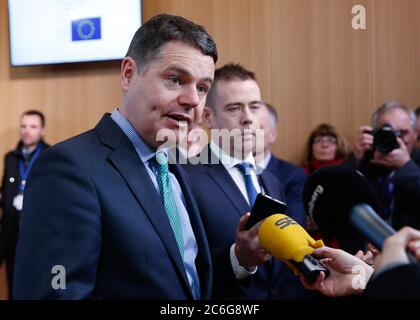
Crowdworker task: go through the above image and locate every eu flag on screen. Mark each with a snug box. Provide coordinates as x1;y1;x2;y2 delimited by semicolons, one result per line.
72;17;101;41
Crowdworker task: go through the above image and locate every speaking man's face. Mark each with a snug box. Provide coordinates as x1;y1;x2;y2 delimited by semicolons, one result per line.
120;41;214;149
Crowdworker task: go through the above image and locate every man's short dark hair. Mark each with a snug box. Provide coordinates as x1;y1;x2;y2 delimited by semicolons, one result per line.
264;102;278;127
206;63;257;110
22;110;45;127
126;14;218;72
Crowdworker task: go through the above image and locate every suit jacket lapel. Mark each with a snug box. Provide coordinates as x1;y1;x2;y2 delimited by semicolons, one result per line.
95;115;192;298
204;146;250;217
258;169;287;280
260;169;285;201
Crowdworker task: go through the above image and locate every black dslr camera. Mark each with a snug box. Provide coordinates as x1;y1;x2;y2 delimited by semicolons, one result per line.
371;124;400;154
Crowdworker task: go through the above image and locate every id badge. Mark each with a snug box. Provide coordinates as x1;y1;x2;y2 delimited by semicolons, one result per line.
13;194;24;211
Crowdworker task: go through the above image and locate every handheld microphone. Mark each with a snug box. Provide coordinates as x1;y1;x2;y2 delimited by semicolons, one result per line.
259;214;329;282
302;165;418;262
350;203;396;250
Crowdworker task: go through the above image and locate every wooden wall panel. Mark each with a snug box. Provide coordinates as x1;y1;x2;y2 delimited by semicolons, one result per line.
1;0;420;166
143;0;420;163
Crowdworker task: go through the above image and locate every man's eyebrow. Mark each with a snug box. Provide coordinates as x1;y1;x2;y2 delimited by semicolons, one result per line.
224;102;243;108
165;66;213;85
166;66;191;76
202;77;213;86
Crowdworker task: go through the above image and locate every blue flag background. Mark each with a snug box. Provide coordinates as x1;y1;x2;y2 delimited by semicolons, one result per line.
72;17;101;41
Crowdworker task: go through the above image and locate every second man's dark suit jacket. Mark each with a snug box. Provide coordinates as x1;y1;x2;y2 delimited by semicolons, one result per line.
265;155;307;226
183;147;307;300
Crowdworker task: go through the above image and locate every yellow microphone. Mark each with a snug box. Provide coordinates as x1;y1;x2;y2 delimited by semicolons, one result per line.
259;214;329;282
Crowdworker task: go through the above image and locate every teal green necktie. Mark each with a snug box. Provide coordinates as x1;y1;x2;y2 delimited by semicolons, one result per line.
151;152;184;257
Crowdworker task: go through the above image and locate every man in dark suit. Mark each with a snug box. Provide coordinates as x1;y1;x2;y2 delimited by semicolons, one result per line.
184;64;307;299
0;110;49;299
13;14;217;299
258;102;307;226
345;101;420;230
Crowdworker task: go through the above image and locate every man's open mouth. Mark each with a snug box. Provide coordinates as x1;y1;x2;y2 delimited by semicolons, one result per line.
166;113;192;125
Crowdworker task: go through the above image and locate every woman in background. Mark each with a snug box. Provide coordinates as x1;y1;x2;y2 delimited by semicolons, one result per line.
302;123;349;174
302;123;357;251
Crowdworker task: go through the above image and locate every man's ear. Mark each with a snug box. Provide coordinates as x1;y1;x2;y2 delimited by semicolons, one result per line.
268;127;278;145
121;57;137;92
202;106;213;129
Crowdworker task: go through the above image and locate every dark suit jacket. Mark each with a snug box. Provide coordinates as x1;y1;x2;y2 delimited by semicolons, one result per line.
366;263;420;300
0;141;49;263
0;141;49;299
345;149;420;230
266;155;307;226
183;147;307;299
13;114;212;299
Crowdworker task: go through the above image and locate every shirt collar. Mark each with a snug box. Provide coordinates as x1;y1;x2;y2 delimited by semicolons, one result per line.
209;141;257;170
262;152;272;169
110;108;165;163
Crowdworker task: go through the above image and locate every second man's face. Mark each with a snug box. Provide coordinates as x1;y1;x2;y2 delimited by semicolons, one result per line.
205;79;264;155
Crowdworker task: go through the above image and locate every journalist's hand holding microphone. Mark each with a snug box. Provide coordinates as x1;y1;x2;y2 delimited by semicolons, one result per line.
299;247;373;297
375;226;420;272
257;211;374;297
300;227;420;297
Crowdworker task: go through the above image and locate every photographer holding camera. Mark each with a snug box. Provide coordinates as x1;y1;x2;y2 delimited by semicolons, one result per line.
345;101;420;230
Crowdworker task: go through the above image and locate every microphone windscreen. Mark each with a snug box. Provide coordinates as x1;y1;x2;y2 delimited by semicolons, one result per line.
259;214;324;262
302;165;379;237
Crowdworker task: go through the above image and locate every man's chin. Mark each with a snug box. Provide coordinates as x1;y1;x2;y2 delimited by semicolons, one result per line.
231;144;254;158
155;122;188;143
164;118;189;131
243;135;256;147
22;140;35;146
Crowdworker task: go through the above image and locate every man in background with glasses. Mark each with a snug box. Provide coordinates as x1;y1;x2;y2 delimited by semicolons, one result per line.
345;101;420;230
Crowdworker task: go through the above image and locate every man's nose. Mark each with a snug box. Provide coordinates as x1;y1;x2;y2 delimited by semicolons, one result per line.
179;86;200;109
241;107;254;125
192;106;204;126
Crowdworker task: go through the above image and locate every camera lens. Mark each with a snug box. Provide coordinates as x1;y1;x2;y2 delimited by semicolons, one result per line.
373;124;399;154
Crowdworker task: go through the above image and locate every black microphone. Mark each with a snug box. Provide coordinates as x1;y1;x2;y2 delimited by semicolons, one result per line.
302;165;418;262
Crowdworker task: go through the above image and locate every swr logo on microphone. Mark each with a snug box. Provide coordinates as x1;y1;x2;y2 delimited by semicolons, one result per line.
308;185;324;218
275;216;297;229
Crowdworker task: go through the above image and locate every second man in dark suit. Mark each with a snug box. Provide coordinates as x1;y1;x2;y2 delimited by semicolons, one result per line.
258;102;307;226
184;64;307;299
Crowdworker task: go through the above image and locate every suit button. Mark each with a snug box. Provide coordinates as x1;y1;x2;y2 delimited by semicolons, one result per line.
9;177;15;183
